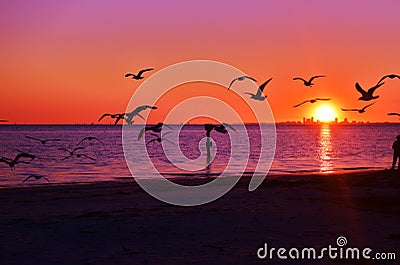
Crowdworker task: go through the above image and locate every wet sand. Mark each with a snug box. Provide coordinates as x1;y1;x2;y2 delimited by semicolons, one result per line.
0;170;399;264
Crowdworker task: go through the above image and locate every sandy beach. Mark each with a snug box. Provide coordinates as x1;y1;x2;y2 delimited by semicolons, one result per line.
0;170;399;264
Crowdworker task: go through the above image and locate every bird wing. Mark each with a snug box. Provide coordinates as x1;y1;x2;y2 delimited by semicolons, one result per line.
146;139;157;146
125;73;134;78
376;76;388;85
244;92;254;96
388;112;400;116
137;68;154;76
162;131;172;137
137;128;146;140
355;82;366;95
258;78;273;92
163;124;173;130
367;82;384;94
163;139;177;146
61;155;72;161
362;102;375;111
228;78;238;89
244;76;257;82
58;147;69;152
136;113;145;121
98;113;111;122
81;154;96;161
341;108;358;112
293;77;307;82
14;153;35;163
222;123;236;132
92;137;104;144
315;98;331;101
77;137;89;145
22;176;33;183
25;135;41;141
43;176;51;183
72;147;84;153
293;101;308;108
309;75;326;82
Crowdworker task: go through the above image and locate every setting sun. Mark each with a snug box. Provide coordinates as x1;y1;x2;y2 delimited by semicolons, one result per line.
314;105;336;122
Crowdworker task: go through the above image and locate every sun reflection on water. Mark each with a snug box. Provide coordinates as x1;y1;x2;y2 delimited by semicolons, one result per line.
318;124;334;172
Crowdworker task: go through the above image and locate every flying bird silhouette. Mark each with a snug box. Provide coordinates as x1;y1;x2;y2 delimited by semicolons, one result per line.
293;98;331;108
146;132;175;146
355;82;384;101
228;76;257;90
78;136;104;145
138;122;173;140
22;174;50;184
341;103;375;114
244;78;272;101
0;152;35;170
25;135;61;145
204;123;236;137
376;74;400;85
58;147;84;160
293;75;326;87
125;105;157;125
125;68;154;80
98;113;125;125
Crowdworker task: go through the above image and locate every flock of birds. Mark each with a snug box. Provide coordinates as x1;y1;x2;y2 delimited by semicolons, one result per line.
0;135;104;184
1;68;399;184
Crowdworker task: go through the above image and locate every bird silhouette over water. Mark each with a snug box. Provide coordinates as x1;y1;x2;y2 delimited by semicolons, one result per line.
204;123;236;137
146;132;175;146
22;174;50;184
293;75;326;87
376;74;400;85
59;147;95;161
293;98;331;108
355;82;384;101
125;68;154;80
0;152;35;170
25;135;61;145
78;136;104;145
244;78;272;101
228;76;257;90
125;105;157;125
138;122;173;140
98;113;125;125
341;102;375;114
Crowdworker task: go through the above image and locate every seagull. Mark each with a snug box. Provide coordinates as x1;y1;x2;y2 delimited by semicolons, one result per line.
59;147;96;161
98;113;125;125
244;78;272;101
58;147;84;160
388;112;400;117
0;152;35;170
138;122;173;140
125;105;157;125
293;98;331;108
22;174;50;184
355;82;384;101
228;76;257;90
78;136;104;145
204;123;236;137
25;135;61;145
146;132;175;146
125;68;154;80
341;103;375;114
293;75;326;87
376;74;400;85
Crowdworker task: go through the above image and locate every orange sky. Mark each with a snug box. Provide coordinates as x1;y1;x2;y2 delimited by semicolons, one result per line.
0;0;399;124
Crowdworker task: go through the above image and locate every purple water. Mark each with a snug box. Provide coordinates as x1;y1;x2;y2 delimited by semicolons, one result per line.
0;124;398;186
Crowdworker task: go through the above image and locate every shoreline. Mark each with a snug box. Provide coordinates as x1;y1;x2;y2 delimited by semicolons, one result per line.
0;169;399;264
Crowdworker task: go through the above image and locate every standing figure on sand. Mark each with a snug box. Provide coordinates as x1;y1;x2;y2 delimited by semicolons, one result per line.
392;135;400;170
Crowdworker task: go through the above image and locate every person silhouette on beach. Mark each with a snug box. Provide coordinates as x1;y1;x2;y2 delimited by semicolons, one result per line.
392;135;400;170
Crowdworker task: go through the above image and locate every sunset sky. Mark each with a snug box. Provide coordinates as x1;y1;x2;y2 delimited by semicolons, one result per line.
1;0;399;124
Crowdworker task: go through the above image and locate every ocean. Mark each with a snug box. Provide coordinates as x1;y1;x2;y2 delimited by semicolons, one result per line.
0;124;398;186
